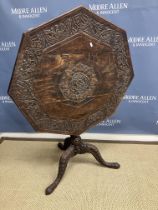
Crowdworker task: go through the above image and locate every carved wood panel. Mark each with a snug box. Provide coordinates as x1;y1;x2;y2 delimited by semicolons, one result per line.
8;6;134;135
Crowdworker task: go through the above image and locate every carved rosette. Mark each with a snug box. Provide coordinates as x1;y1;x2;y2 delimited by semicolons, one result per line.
59;62;97;104
8;6;134;135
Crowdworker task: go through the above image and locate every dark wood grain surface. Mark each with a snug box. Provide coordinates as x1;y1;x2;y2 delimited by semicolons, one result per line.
8;6;134;135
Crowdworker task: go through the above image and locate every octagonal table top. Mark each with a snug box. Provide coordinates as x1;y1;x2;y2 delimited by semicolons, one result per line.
8;6;134;135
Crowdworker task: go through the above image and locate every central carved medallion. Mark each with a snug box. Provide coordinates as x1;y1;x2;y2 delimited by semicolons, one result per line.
70;72;89;94
59;62;97;104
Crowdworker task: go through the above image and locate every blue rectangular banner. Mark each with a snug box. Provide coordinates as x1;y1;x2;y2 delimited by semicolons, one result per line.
1;0;158;134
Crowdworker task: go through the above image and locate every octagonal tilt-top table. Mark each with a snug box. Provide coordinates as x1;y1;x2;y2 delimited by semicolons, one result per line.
8;6;134;195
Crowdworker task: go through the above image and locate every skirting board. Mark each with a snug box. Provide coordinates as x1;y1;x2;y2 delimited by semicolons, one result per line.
1;132;158;144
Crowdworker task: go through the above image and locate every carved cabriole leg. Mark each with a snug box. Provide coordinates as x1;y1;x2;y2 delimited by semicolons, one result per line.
58;135;75;150
71;137;120;169
45;145;76;195
84;142;120;169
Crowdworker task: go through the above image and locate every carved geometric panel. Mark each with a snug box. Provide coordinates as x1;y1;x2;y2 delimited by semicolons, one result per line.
8;6;134;135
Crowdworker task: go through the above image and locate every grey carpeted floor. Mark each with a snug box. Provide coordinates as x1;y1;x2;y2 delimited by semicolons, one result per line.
0;140;158;210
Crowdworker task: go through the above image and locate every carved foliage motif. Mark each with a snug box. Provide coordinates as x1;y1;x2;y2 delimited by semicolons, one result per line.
9;7;133;134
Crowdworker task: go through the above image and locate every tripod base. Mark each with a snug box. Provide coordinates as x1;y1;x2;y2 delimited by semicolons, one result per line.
45;136;120;195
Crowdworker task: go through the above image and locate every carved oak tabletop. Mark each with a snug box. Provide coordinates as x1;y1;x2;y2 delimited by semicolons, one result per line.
8;6;133;135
